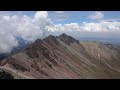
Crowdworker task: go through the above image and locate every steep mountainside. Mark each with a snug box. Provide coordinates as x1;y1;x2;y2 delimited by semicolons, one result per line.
0;33;120;79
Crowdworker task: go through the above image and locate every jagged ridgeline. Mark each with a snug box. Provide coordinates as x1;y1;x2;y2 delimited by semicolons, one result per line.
0;33;120;79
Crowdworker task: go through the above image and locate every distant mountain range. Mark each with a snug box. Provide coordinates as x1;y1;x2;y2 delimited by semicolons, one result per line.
0;33;120;79
79;37;120;46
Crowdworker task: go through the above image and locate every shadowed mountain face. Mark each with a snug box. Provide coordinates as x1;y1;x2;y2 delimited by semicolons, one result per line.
58;33;79;45
0;69;14;79
0;33;120;79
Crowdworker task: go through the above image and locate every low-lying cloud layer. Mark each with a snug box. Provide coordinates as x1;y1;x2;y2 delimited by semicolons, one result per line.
0;11;120;53
46;21;120;32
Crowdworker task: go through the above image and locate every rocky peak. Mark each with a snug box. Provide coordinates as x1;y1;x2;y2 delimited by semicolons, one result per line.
35;39;42;44
43;35;59;45
44;35;56;40
58;33;79;45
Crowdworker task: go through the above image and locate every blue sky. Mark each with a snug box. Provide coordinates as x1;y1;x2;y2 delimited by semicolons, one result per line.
2;11;120;24
48;11;120;24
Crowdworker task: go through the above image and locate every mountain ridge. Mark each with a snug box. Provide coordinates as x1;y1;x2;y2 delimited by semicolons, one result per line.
0;33;120;79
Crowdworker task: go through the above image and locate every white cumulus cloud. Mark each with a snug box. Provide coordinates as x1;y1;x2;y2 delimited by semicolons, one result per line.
54;11;64;14
46;21;120;33
0;11;51;53
88;11;104;19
